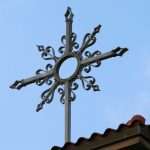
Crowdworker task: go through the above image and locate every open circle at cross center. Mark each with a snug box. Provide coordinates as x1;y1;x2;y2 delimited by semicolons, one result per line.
58;56;79;80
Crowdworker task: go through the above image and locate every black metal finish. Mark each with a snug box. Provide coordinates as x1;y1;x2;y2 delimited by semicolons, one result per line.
10;7;128;143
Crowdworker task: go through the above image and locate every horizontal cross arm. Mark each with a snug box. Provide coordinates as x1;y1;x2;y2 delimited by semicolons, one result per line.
81;47;128;67
10;69;54;90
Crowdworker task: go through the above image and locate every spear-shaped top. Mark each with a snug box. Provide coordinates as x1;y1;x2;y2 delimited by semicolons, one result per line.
65;7;74;21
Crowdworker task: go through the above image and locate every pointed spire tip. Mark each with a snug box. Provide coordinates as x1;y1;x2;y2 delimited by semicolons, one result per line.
65;7;74;21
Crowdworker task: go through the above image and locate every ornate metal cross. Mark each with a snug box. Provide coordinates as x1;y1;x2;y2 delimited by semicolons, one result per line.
10;7;128;143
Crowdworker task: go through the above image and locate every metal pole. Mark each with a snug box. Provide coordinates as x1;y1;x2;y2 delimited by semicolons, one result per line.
64;81;71;143
64;7;73;143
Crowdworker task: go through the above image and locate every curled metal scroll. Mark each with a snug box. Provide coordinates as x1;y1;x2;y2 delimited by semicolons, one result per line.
58;82;79;104
36;87;55;112
70;82;79;102
78;74;100;91
58;35;66;54
79;25;101;54
58;87;65;104
37;45;58;62
36;81;59;112
35;64;53;86
71;33;79;50
83;50;102;73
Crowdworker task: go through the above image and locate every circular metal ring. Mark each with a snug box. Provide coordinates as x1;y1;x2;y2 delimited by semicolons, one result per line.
54;52;80;83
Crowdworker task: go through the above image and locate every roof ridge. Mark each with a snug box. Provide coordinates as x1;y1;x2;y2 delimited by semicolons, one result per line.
51;115;148;150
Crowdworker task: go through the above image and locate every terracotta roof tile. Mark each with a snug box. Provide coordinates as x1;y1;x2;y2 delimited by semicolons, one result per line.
51;115;149;150
127;114;145;126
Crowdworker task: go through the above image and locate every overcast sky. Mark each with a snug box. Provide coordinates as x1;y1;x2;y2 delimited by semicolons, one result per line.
0;0;150;150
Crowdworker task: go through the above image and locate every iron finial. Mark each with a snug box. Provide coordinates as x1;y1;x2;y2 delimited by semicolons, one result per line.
65;7;74;21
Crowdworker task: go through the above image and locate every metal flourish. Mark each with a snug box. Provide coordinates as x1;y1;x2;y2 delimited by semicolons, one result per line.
70;91;76;102
71;82;79;90
58;35;66;54
37;45;58;62
71;33;79;50
79;24;101;54
35;64;53;86
83;65;91;73
36;87;55;112
45;63;53;70
82;33;96;49
70;82;79;102
61;35;66;45
58;87;65;104
57;82;79;103
83;50;102;73
58;46;65;54
91;51;101;67
79;75;100;91
35;69;46;86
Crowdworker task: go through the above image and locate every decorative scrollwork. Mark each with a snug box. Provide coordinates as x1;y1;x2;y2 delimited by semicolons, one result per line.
35;64;53;86
61;35;66;45
58;46;65;54
70;82;79;102
71;33;79;50
58;35;66;54
83;50;102;73
83;65;91;73
36;87;55;112
58;87;65;104
10;6;128;116
71;82;79;90
79;75;100;91
58;82;79;103
45;63;53;70
70;90;76;102
79;24;101;54
37;45;58;62
82;33;96;49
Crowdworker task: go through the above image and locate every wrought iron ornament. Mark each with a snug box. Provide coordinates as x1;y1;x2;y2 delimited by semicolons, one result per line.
10;7;128;143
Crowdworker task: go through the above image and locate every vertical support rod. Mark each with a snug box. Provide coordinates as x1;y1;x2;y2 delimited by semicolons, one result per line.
64;81;71;143
64;7;73;143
